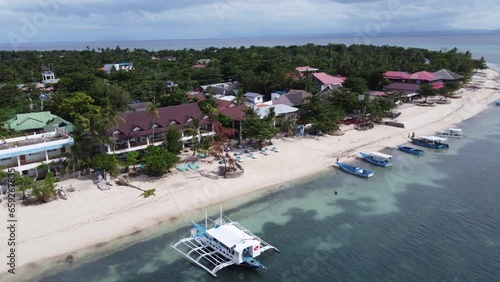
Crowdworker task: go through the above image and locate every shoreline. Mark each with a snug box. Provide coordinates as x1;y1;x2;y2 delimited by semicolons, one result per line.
2;68;500;280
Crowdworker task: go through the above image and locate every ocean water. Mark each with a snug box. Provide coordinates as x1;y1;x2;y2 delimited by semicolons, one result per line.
18;103;500;282
1;33;500;67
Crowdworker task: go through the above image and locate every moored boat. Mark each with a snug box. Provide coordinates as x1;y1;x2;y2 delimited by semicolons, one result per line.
360;152;393;167
397;145;424;155
436;128;464;138
411;136;449;149
171;209;278;277
336;162;374;178
496;101;500;106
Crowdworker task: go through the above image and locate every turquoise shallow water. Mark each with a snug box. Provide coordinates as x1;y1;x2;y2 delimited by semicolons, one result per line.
23;104;500;282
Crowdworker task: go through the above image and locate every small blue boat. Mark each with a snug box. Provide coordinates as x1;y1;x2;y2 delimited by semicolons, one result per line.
360;152;393;167
397;145;424;155
336;162;374;178
411;136;449;149
496;101;500;106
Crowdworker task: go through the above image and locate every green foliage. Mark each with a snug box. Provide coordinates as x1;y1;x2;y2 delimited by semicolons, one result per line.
57;92;101;121
343;77;368;94
126;151;140;169
278;115;295;137
141;189;156;198
162;126;183;155
159;88;189;107
198;98;218;114
366;98;396;121
419;84;436;102
142;145;180;176
198;135;214;156
31;172;57;203
299;95;344;133
89;153;119;173
243;110;279;146
214;113;233;128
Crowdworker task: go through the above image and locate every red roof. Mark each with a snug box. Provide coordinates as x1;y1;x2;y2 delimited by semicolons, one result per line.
192;64;207;69
369;91;387;97
384;71;409;80
312;72;346;85
114;103;212;140
215;99;234;110
406;71;441;82
432;82;445;89
220;105;245;121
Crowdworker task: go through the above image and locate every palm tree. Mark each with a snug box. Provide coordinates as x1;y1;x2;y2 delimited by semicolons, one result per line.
233;88;246;145
184;118;201;156
278;115;295;137
146;98;160;144
103;96;125;154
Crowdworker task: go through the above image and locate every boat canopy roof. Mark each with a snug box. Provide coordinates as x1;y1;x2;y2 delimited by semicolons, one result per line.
207;224;257;250
420;135;448;141
449;128;462;132
369;152;393;160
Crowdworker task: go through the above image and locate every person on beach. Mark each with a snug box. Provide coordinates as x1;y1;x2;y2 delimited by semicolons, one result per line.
412;132;415;138
408;133;411;138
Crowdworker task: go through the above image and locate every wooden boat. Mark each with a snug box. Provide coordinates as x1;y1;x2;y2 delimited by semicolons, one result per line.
411;136;449;149
336;162;374;178
436;128;464;138
397;145;424;155
359;152;393;167
171;209;278;277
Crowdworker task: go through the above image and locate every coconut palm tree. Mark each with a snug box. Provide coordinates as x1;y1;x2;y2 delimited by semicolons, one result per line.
103;96;125;154
146;98;160;144
233;88;246;144
184;118;201;156
278;115;295;137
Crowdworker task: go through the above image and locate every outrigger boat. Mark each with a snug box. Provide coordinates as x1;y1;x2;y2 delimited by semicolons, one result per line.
171;209;279;277
360;152;393;167
336;162;374;178
411;136;449;149
397;145;424;155
435;128;464;138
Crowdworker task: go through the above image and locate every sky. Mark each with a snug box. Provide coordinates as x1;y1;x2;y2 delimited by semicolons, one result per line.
0;0;498;43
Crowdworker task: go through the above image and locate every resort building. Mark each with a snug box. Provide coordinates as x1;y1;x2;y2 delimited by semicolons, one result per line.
108;103;214;157
312;72;346;91
99;62;134;74
434;69;464;82
42;71;60;84
1;112;74;175
244;92;264;105
383;70;444;89
272;89;312;108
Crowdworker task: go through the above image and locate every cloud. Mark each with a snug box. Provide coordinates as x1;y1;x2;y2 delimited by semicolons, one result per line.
0;0;498;43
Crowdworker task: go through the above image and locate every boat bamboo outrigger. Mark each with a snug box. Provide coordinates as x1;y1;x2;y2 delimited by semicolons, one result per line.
170;209;279;277
435;128;464;138
360;152;393;167
411;136;449;149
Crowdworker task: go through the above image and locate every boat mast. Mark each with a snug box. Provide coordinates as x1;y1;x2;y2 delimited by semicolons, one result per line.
220;206;222;223
205;210;208;229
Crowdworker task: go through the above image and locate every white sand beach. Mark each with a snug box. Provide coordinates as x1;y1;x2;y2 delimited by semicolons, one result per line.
1;68;500;277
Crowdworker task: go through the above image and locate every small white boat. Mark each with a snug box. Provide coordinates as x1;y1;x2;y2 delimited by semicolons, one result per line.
436;128;464;138
171;209;278;277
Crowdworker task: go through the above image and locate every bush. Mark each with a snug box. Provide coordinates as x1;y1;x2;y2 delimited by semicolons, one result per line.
142;146;180;176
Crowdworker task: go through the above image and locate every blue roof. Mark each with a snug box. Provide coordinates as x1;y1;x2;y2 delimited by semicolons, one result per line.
244;92;263;98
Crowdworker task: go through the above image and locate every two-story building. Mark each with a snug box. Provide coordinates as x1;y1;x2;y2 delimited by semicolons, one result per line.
108;103;214;157
244;92;264;105
1;112;75;176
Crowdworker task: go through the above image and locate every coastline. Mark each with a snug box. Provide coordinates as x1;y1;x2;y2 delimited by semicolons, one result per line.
1;68;500;280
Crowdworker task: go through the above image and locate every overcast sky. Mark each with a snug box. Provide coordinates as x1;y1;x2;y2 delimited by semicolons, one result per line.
0;0;498;43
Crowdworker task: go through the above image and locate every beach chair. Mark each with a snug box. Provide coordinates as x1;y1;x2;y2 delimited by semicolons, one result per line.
261;149;269;155
184;163;191;171
177;164;184;172
271;146;280;152
194;162;201;169
138;164;145;170
248;153;257;159
236;156;244;162
189;162;196;170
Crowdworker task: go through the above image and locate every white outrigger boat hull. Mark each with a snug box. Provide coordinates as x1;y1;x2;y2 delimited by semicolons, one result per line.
170;210;279;277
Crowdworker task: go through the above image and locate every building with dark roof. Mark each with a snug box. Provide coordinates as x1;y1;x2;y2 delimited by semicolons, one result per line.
108;103;214;156
434;69;464;81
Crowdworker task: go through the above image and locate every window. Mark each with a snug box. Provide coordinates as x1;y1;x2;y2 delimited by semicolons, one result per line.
1;157;12;161
47;149;58;152
28;152;40;156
